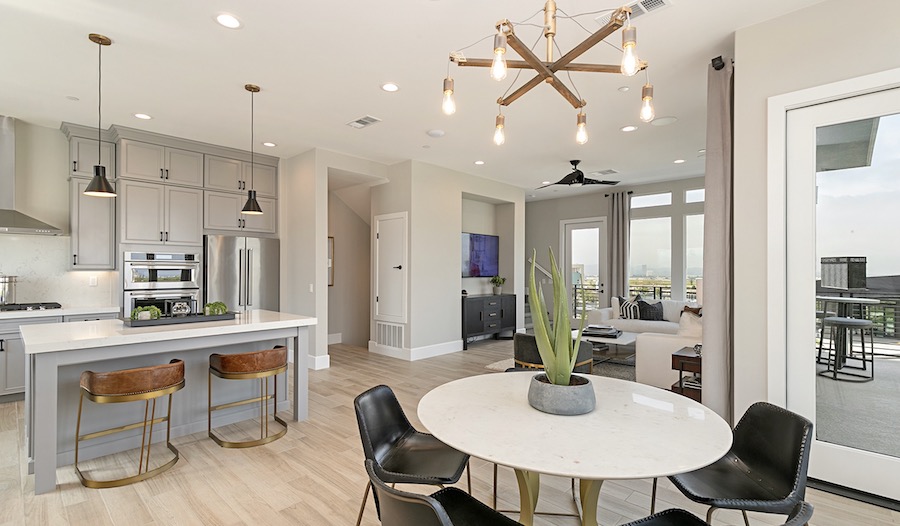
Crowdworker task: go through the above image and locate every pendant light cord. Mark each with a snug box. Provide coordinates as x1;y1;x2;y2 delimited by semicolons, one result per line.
97;39;102;161
250;90;254;189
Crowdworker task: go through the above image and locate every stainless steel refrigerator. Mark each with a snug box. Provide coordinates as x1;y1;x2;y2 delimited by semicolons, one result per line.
204;235;279;312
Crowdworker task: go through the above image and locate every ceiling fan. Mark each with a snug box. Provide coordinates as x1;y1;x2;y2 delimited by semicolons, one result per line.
537;160;620;189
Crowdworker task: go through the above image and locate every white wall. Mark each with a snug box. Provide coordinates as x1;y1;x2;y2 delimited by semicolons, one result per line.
733;0;900;416
328;191;370;346
0;120;115;307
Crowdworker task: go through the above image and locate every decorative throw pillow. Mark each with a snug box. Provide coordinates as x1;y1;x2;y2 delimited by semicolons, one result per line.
677;312;703;338
638;300;664;321
682;305;703;317
619;295;642;319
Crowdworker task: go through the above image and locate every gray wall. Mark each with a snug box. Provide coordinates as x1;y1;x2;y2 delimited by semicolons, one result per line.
733;0;900;415
328;191;370;347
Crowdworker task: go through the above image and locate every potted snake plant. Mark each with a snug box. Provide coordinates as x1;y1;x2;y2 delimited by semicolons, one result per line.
526;248;594;415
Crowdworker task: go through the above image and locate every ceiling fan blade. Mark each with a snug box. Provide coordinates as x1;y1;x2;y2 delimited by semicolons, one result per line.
582;177;620;185
557;169;582;185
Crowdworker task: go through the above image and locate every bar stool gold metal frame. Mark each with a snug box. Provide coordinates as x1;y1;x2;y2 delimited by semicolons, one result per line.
75;368;185;489
208;355;288;448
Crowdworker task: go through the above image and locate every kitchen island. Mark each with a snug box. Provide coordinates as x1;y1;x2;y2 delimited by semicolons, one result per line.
21;309;316;494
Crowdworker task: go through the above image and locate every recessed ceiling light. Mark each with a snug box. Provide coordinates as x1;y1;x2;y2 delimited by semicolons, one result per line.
215;13;242;29
651;116;678;126
698;149;706;153
263;142;277;147
541;181;551;185
673;159;685;164
66;95;80;101
617;86;630;92
474;161;485;165
620;125;637;132
133;113;152;120
381;83;400;92
426;129;445;138
529;194;536;198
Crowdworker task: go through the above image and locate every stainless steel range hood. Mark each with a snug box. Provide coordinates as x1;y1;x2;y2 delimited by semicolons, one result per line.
0;116;62;235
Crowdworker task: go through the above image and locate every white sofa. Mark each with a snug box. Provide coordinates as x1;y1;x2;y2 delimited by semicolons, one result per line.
585;297;702;390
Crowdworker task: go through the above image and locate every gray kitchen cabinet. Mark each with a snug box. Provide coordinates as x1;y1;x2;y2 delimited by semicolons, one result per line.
242;162;277;197
69;177;116;270
63;313;119;322
0;317;62;395
70;137;115;179
207;155;277;198
120;139;203;187
204;190;277;234
121;181;203;245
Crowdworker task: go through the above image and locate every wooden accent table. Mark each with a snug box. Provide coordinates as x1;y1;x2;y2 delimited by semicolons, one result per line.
671;347;701;402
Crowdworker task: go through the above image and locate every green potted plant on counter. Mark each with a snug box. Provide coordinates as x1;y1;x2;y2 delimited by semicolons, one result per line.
489;275;506;295
527;248;593;415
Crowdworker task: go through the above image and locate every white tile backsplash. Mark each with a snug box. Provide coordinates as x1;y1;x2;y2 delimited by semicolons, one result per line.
0;235;116;307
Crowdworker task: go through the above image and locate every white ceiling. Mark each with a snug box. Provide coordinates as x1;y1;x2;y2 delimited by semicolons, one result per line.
0;0;824;201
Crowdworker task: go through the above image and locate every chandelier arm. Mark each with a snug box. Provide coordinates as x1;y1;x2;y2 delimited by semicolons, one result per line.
504;32;582;108
459;58;623;73
549;7;628;71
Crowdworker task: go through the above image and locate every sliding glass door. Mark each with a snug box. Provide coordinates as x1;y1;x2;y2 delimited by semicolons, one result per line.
561;218;607;318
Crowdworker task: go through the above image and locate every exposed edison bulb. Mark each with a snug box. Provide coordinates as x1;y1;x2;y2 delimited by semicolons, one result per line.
491;32;508;81
442;77;456;115
575;112;588;145
493;114;506;146
621;25;639;76
640;83;655;123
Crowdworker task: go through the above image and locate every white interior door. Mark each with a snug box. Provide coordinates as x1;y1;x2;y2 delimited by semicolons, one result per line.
374;212;407;323
786;86;900;500
560;218;608;318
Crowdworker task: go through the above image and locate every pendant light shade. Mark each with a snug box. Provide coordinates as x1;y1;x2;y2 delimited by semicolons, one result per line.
85;33;116;198
241;84;263;215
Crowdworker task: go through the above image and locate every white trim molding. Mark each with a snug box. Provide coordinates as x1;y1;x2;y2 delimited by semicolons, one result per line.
307;354;330;370
368;339;463;361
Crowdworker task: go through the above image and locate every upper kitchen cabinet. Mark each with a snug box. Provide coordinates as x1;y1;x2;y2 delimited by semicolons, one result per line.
242;162;277;198
204;190;277;234
207;155;278;198
70;137;115;179
120;139;203;187
120;180;202;245
69;177;116;270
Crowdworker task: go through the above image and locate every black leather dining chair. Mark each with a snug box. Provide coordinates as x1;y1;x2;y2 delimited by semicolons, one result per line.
651;401;813;526
354;385;471;526
513;333;593;373
622;502;813;526
365;459;521;526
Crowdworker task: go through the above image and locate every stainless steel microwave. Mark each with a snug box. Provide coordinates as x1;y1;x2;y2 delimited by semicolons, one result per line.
123;252;200;291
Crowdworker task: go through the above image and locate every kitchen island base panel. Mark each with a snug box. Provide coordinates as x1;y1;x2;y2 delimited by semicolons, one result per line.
23;311;313;494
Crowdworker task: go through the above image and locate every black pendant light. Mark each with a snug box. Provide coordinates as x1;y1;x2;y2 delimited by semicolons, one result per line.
84;33;116;198
241;84;263;215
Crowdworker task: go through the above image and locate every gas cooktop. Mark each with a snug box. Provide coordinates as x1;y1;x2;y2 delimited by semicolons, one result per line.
0;302;63;312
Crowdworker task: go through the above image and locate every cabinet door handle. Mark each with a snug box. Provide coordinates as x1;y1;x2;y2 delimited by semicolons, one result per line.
160;168;164;179
480;312;483;321
165;169;169;179
160;231;164;241
73;254;77;266
73;161;77;172
165;231;169;242
0;339;4;352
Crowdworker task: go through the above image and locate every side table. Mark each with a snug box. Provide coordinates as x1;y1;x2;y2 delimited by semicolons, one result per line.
671;347;701;402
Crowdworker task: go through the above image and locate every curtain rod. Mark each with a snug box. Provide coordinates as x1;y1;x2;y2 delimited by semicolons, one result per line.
605;191;633;197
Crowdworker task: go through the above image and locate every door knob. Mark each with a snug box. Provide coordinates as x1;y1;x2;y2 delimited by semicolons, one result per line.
393;265;402;270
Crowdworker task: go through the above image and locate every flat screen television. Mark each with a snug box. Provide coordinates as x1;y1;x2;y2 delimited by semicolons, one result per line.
462;232;499;277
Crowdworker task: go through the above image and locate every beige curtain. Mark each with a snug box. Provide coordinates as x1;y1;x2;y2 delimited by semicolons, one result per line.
702;58;734;423
608;192;631;299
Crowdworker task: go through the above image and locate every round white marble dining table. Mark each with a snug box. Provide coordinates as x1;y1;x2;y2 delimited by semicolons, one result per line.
417;372;733;526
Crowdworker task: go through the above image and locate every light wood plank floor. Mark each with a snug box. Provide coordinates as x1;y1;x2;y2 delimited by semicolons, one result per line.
2;339;898;525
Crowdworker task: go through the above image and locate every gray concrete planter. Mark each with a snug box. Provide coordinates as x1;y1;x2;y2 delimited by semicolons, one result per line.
527;373;596;415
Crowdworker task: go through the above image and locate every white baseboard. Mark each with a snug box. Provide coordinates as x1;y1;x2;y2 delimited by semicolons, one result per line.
327;332;342;345
368;340;463;361
307;354;330;370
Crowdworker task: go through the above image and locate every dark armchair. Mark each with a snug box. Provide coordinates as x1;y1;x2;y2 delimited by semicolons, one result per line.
513;333;593;373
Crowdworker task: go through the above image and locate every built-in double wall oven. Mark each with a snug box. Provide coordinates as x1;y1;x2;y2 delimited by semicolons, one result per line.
123;252;201;316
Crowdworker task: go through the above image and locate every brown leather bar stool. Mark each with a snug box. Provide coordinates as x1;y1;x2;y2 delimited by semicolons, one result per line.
208;346;288;448
75;359;185;489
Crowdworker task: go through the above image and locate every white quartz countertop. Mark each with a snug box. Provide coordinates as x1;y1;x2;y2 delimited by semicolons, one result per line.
20;309;317;354
0;305;119;321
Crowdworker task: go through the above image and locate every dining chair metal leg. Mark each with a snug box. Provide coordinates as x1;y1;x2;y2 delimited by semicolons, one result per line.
355;483;370;526
741;509;750;526
467;459;472;494
650;477;658;514
706;506;716;524
493;463;498;509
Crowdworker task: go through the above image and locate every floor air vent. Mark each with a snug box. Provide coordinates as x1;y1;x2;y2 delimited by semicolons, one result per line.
595;0;673;26
375;322;404;348
591;169;619;176
346;115;382;129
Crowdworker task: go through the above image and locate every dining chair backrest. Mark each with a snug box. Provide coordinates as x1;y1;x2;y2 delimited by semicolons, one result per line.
365;459;451;526
354;385;413;463
732;402;813;502
513;333;592;373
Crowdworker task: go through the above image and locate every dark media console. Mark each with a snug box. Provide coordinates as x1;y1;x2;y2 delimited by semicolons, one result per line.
462;294;516;350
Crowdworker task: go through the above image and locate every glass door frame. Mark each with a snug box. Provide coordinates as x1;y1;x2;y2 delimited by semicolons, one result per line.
766;68;900;501
559;217;607;319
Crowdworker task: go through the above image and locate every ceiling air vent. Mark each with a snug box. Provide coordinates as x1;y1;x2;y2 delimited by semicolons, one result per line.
594;0;673;26
346;115;382;129
591;169;619;176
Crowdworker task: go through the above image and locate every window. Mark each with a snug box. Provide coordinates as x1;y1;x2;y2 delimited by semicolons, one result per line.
629;217;672;299
631;192;672;209
685;214;704;299
685;189;705;203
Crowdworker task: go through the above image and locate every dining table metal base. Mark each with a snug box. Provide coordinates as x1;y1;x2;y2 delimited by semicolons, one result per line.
513;468;604;526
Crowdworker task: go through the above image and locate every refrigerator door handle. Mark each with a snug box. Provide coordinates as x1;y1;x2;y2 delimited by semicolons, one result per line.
247;248;253;306
238;248;245;306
